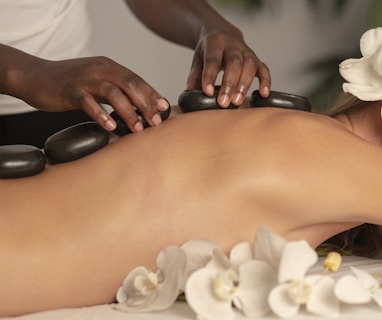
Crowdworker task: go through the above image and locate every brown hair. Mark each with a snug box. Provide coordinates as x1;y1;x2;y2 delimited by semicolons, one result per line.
319;224;382;258
324;92;370;117
317;93;382;258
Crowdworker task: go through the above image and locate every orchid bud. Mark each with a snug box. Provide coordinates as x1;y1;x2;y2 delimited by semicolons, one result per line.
323;252;342;273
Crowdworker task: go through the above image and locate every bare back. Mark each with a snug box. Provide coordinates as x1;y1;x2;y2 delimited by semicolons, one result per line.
1;107;382;316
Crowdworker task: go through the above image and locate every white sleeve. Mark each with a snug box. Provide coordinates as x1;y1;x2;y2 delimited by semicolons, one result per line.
0;0;93;115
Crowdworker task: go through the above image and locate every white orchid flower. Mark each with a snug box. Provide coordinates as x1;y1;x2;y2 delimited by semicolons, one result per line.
253;227;287;271
115;246;187;312
179;238;221;291
268;240;340;318
185;245;277;320
335;267;382;308
339;27;382;101
229;227;287;269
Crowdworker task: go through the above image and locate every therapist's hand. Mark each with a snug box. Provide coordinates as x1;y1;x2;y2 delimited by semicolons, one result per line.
187;27;271;108
1;44;169;133
26;57;170;132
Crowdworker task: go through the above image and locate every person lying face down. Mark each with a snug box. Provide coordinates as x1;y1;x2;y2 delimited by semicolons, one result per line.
1;28;382;317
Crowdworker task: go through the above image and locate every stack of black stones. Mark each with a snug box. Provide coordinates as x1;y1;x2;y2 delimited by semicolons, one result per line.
0;88;311;179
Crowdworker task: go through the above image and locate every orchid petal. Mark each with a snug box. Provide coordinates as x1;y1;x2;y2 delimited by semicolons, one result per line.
116;286;128;304
268;283;300;319
116;267;151;304
360;27;382;56
339;56;382;86
185;268;235;320
339;28;382;101
181;239;220;270
115;270;158;311
306;276;340;318
372;289;382;308
205;249;232;272
253;227;286;271
335;275;372;304
230;241;254;266
372;45;382;76
180;239;220;290
157;245;187;279
342;83;382;101
152;246;187;310
116;246;186;312
236;260;277;317
115;293;157;312
278;240;318;283
351;267;380;292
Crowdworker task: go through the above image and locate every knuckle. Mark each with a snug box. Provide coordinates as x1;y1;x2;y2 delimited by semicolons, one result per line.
93;108;104;118
205;56;221;68
244;53;258;67
222;82;235;93
237;82;250;90
72;90;92;108
226;85;235;93
90;108;108;123
119;108;138;125
149;91;162;106
205;32;223;43
142;103;155;114
226;54;243;67
135;98;155;115
102;83;120;99
124;73;142;89
125;109;137;120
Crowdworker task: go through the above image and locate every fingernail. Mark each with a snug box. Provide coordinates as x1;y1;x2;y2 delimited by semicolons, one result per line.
100;113;116;131
157;98;169;111
232;92;243;105
262;86;270;97
134;121;144;132
218;94;230;108
105;119;116;131
206;84;215;96
152;113;162;126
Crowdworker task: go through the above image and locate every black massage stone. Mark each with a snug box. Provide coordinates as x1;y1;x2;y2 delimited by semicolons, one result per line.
178;86;238;113
250;90;312;112
0;144;46;179
111;105;172;136
44;121;110;164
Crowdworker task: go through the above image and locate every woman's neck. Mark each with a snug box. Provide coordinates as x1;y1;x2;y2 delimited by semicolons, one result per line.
335;101;382;146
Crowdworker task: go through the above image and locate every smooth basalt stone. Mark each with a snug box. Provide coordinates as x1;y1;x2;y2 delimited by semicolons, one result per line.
0;144;46;179
111;105;172;136
44;122;110;164
250;90;312;112
178;86;238;113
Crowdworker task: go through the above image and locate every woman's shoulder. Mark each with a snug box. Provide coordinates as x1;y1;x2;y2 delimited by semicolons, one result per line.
237;107;350;141
264;107;357;140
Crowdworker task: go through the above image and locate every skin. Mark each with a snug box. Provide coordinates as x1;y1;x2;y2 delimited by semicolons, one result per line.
125;0;271;105
0;0;270;133
0;102;382;316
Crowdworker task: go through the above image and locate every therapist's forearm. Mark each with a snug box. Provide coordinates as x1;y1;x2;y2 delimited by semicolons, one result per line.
0;44;42;98
124;0;242;49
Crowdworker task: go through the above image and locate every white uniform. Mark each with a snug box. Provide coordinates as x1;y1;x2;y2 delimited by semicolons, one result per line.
0;0;92;115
